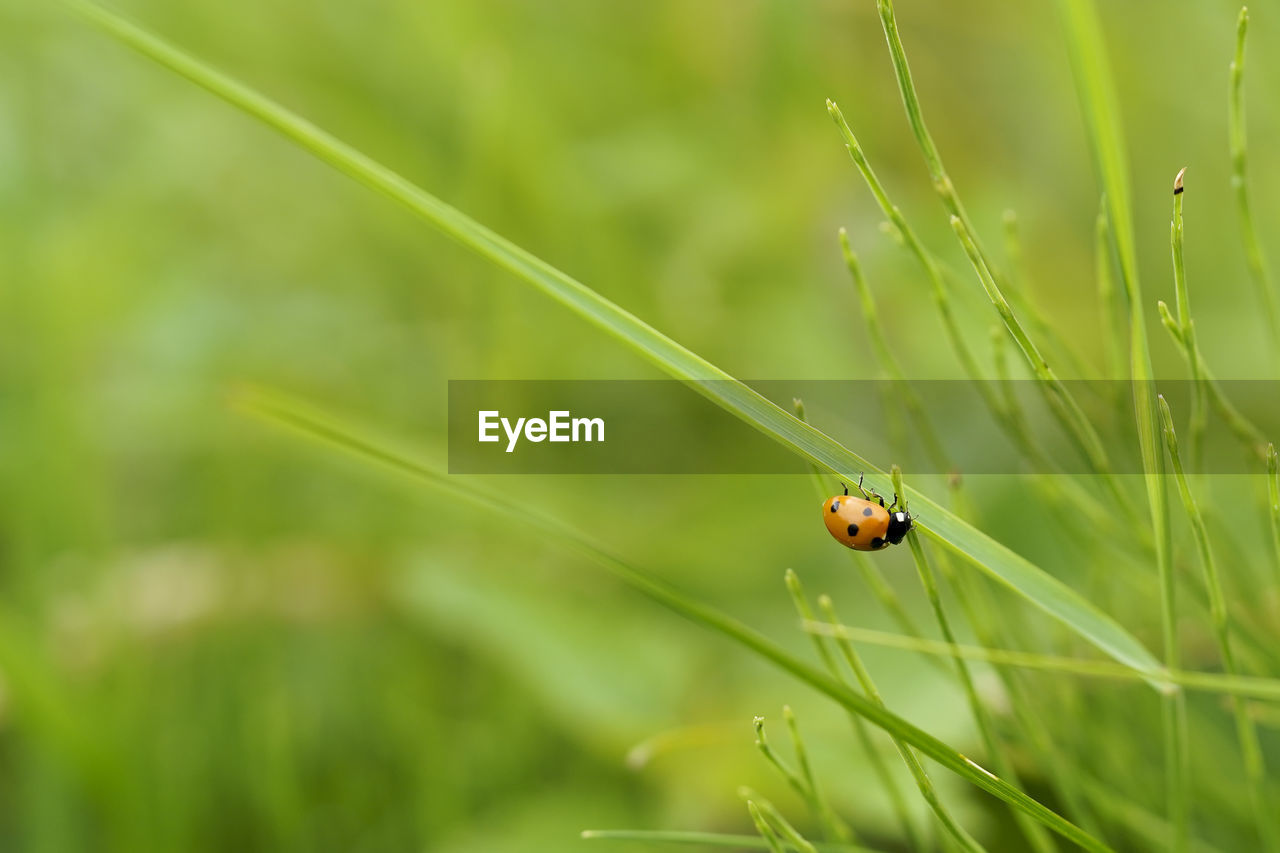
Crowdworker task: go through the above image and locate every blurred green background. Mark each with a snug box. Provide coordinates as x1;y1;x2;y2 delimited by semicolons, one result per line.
2;0;1278;850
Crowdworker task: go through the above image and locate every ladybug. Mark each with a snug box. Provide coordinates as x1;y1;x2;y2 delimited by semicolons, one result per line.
822;475;913;552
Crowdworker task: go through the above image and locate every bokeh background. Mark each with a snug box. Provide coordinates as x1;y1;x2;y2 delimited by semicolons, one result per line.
3;0;1278;850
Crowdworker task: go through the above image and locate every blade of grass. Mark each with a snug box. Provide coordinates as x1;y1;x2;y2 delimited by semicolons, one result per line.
817;593;988;853
748;800;789;853
801;621;1280;701
788;569;974;852
741;788;819;853
932;534;1104;836
754;713;853;844
1095;198;1126;384
1158;395;1276;851
1269;445;1280;588
237;389;1114;852
951;214;1121;499
65;0;1165;680
874;0;1124;501
581;830;876;852
1077;775;1227;853
1157;170;1269;463
839;231;950;472
1154;308;1268;460
1051;0;1187;844
1168;170;1208;469
825;101;1009;439
832;98;1139;544
893;468;1056;853
1228;6;1280;362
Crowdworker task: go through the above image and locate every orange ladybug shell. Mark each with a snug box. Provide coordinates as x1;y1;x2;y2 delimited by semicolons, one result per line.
822;495;892;551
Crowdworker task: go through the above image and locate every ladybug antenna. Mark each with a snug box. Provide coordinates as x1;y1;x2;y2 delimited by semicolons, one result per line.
840;481;848;496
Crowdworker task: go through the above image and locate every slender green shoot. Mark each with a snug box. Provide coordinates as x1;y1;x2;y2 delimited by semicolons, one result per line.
952;214;1126;513
877;0;1124;495
581;829;874;852
830;100;1138;545
825;101;1008;434
1051;0;1186;844
1159;395;1274;850
802;620;1280;701
932;532;1104;835
1076;775;1229;853
785;571;920;848
783;709;828;834
747;800;790;853
754;713;852;843
68;0;1162;679
1229;6;1280;360
238;391;1111;850
1154;306;1269;460
1169;168;1208;468
892;467;1056;853
742;788;819;850
1095;198;1126;383
839;230;950;471
741;789;820;853
873;0;980;245
817;596;987;853
1269;445;1280;589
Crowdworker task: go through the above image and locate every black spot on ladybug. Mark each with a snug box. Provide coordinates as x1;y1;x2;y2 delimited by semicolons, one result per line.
862;506;874;517
831;501;840;512
870;537;886;549
847;523;859;537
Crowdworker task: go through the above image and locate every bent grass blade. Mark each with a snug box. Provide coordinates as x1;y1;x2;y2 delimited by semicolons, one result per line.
236;388;1115;852
66;0;1165;681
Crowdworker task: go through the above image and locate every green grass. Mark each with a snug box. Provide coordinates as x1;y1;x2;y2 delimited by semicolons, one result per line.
1229;7;1280;363
64;0;1168;685
29;1;1280;851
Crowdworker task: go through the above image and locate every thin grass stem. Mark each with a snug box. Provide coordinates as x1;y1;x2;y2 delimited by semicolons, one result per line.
817;596;987;853
1169;169;1208;468
785;571;923;849
802;621;1280;701
741;790;820;853
754;713;853;844
1159;396;1276;850
839;231;951;471
1269;445;1280;589
1228;6;1280;362
1095;198;1127;384
892;467;1056;853
581;829;873;852
1050;1;1187;843
66;0;1164;677
747;800;789;853
237;393;1112;850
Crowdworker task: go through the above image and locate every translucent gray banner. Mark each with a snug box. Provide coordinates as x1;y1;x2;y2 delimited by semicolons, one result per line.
447;380;1277;474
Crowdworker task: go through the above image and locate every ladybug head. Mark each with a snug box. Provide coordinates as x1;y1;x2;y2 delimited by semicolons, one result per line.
885;510;913;545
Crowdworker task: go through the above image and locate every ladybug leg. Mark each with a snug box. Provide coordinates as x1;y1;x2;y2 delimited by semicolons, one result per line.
855;473;873;500
840;481;849;496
